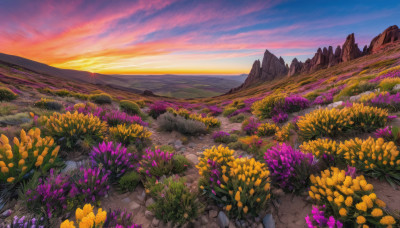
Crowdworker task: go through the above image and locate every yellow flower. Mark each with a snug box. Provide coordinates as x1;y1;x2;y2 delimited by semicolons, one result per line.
371;208;383;217
237;201;243;208
7;177;15;183
357;216;366;224
60;219;76;228
243;206;248;214
339;208;347;216
249;188;255;195
95;208;107;225
345;196;353;207
356;202;367;212
235;191;241;201
75;208;84;221
375;199;386;208
82;204;93;216
1;167;9;173
380;216;396;225
226;205;232;211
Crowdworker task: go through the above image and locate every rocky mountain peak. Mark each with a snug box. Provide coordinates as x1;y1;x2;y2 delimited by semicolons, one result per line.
368;25;400;53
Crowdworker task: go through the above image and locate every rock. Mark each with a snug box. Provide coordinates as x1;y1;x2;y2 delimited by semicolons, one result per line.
143;90;155;96
188;142;196;148
146;198;155;207
152;218;160;227
341;33;362;62
327;101;343;109
61;161;78;173
121;197;131;204
209;209;218;218
0;209;12;218
393;84;400;91
145;210;155;219
262;214;275;228
174;140;183;149
137;190;146;203
185;154;199;165
288;58;302;77
271;188;284;197
217;211;230;228
130;201;141;212
349;91;373;102
257;224;263;228
369;25;400;53
201;215;209;225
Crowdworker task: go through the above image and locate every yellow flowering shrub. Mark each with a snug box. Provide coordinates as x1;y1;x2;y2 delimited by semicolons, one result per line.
251;94;285;119
60;204;107;228
301;137;400;185
275;123;293;142
379;78;400;91
197;146;271;219
0;129;59;184
309;167;395;227
109;124;152;147
257;123;279;136
167;108;221;129
45;111;107;149
297;104;388;140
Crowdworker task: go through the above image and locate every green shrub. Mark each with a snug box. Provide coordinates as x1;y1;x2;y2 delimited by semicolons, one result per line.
0;87;17;101
157;113;207;135
90;93;112;104
334;81;376;101
172;155;190;173
120;100;141;115
227;141;243;150
0;112;30;126
229;113;246;123
34;98;63;111
118;171;141;192
222;107;237;117
158;145;175;153
252;94;285;119
379;78;400;91
231;100;245;109
71;92;89;100
0;103;17;116
149;177;203;226
54;89;71;97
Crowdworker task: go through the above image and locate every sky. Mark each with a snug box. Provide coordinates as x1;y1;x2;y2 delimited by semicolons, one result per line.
0;0;399;75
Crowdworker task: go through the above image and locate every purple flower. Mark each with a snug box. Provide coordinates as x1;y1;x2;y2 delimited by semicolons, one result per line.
242;117;260;135
73;167;110;203
140;149;174;178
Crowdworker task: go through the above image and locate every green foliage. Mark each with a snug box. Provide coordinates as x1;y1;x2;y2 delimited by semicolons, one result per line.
214;134;238;144
120;100;142;115
149;177;203;226
156;145;175;153
222;107;237;117
251;94;285;119
0;87;17;101
118;171;141;192
172;155;190;173
231;100;245;109
229;113;246;123
157;112;207;136
90;93;112;104
0;102;17;116
379;78;400;91
362;58;398;70
34;98;63;111
54;89;71;97
0;112;30;126
334;81;376;101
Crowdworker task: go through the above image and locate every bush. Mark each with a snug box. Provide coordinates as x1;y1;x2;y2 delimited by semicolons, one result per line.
157;112;207;136
149;176;203;226
283;95;310;113
369;92;400;111
370;65;400;83
60;204;107;228
90;93;112;104
45;111;107;150
104;208;141;227
257;123;278;136
379;78;400;91
26;169;75;219
241;117;260;135
71;167;110;203
173;154;190;173
0;87;17;101
334;82;376;100
54;89;71;97
140;148;174;178
90;141;140;181
252;94;285;119
1;216;45;228
212;131;238;144
309;167;395;227
34;98;63;110
301;137;400;186
297;104;388;141
109;124;152;148
0;112;31;126
229;113;246;123
148;101;168;119
0;129;60;184
118;171;141;192
120;100;141;115
197;146;271;219
222;107;237;117
275;123;293;142
264;143;314;193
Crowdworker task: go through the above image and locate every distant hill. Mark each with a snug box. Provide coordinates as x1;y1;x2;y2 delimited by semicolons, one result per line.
0;53;244;98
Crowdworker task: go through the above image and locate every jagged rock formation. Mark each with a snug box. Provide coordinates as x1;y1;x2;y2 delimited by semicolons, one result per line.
368;25;400;53
229;25;400;93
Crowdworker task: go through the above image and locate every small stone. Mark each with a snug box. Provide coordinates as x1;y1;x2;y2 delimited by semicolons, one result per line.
1;209;12;218
217;211;229;228
257;224;263;228
61;161;77;173
175;140;183;149
179;147;186;152
185;154;199;165
146;198;155;207
130;201;141;213
137;190;146;203
271;189;284;197
152;218;160;227
121;197;131;204
209;209;218;218
393;84;400;91
201;215;209;225
262;214;275;228
188;143;196;148
145;210;154;219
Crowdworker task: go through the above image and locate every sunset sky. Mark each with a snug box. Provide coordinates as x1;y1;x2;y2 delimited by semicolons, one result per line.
0;0;399;75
